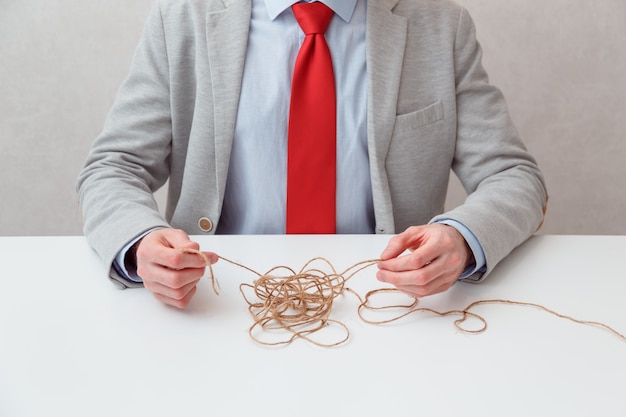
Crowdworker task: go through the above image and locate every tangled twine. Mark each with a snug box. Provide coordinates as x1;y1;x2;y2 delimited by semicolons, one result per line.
179;248;626;347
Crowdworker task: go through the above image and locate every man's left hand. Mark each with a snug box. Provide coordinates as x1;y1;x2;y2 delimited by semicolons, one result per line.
376;224;473;298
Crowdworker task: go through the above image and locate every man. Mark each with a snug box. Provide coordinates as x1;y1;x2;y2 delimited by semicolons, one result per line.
77;0;548;309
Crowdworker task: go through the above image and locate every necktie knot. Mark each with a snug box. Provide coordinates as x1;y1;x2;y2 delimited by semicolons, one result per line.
292;2;334;35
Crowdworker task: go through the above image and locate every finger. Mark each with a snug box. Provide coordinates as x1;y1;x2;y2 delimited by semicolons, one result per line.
202;251;219;265
145;237;208;272
145;272;200;298
159;261;206;286
380;226;424;260
378;249;439;275
153;231;203;268
177;248;220;267
377;258;440;287
137;229;191;265
156;231;218;268
396;277;454;298
152;285;198;309
137;247;206;281
393;268;459;298
158;229;198;251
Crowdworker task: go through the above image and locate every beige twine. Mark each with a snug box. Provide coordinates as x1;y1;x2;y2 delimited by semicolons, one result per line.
179;248;626;347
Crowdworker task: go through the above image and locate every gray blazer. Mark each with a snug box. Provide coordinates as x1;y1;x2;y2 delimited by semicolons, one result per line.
77;0;548;288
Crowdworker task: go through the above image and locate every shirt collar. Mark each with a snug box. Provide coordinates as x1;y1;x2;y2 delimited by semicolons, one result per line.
264;0;358;23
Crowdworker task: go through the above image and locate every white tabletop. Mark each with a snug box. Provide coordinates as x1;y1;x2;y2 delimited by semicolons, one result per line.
1;234;625;416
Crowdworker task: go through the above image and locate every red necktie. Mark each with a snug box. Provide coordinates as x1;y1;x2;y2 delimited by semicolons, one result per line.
286;2;336;234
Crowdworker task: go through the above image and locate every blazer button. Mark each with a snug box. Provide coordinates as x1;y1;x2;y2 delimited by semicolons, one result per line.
198;217;213;232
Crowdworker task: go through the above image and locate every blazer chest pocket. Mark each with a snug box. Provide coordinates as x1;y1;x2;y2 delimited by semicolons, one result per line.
393;100;444;134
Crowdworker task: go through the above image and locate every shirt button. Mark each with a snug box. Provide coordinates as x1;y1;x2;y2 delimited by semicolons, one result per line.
198;217;213;232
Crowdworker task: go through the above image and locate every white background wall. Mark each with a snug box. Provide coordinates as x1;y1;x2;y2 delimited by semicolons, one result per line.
1;0;625;236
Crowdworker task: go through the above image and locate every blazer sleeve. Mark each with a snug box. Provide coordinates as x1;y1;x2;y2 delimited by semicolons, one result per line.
432;7;548;282
76;1;173;288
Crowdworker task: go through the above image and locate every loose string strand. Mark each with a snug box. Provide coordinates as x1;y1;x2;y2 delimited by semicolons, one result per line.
463;299;626;340
179;248;626;346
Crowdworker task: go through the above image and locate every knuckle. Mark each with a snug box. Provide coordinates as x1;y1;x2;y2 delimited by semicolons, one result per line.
415;279;438;297
172;228;189;238
411;270;430;286
142;279;156;291
437;230;455;248
170;289;188;302
165;272;187;290
439;236;451;245
407;254;428;269
136;264;148;278
167;251;186;270
451;252;464;267
164;295;189;309
405;225;419;234
406;256;420;269
135;244;149;261
166;282;193;302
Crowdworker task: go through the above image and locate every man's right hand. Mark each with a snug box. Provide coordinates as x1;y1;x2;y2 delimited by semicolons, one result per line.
134;228;218;309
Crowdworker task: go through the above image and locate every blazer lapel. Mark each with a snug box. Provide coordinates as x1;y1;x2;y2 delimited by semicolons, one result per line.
205;0;251;198
366;0;407;233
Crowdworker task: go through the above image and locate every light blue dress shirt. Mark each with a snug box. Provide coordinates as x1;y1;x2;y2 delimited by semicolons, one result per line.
217;0;374;234
115;0;486;281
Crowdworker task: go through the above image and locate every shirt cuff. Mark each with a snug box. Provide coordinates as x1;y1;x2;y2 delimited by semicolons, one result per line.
434;218;486;279
113;228;161;283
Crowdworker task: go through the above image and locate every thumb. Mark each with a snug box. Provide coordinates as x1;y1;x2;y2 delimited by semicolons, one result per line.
380;226;427;260
158;228;199;251
161;229;218;265
380;235;407;260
